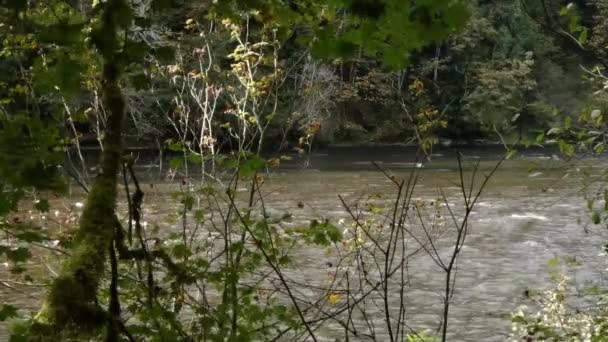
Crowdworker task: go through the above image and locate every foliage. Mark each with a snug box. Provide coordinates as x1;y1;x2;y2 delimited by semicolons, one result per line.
3;0;608;341
107;176;329;341
0;0;480;340
0;0;597;162
406;332;440;342
510;265;608;341
463;54;537;134
507;4;608;341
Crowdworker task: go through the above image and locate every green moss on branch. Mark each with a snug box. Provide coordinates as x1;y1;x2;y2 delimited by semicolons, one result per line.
32;0;129;338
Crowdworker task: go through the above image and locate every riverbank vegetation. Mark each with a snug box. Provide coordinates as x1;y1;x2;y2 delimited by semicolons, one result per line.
3;0;605;154
1;0;608;341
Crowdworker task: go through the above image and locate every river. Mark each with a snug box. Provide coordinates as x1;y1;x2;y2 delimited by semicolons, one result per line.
265;146;608;341
2;146;607;341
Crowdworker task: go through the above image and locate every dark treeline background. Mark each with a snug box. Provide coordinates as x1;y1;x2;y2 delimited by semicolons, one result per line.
3;0;607;157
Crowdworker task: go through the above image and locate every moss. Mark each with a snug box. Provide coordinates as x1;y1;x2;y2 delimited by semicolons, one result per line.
31;0;128;338
34;276;107;327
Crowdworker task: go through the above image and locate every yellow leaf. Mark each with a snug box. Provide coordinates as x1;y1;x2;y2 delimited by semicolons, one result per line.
268;158;280;168
328;293;341;305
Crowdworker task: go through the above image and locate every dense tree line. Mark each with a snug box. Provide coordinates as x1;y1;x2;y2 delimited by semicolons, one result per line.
2;0;605;156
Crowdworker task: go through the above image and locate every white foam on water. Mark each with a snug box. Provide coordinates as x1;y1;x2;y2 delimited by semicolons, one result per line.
511;213;548;221
522;240;539;247
386;162;424;168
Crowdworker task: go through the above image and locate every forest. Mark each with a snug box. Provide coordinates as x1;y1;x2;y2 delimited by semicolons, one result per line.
1;0;608;341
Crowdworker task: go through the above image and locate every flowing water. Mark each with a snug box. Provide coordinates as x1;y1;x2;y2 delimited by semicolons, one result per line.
262;146;608;341
2;146;608;341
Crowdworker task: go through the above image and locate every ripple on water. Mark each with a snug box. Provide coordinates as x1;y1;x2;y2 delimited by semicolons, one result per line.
510;213;549;221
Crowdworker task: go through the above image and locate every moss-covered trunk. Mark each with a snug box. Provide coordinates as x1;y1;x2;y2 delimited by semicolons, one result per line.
33;0;127;336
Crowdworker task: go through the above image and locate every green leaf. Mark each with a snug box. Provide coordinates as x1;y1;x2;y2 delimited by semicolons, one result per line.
34;54;85;97
547;257;560;269
0;305;18;321
171;244;192;259
303;220;342;246
128;72;150;91
37;23;85;46
588;198;595;211
335;39;358;57
443;3;470;28
511;315;527;324
169;158;183;170
8;321;31;342
34;199;49;212
592;212;601;225
194;209;205;221
6;247;31;263
15;231;48;243
558;140;574;157
278;255;290;266
166;139;184;152
114;0;134;28
153;46;175;64
3;0;27;11
182;194;194;211
187;152;203;164
383;48;408;69
239;155;266;177
535;133;545;143
579;27;588;45
152;0;173;11
594;142;605;153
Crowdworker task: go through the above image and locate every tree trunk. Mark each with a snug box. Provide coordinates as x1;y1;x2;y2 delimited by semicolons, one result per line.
33;0;127;336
